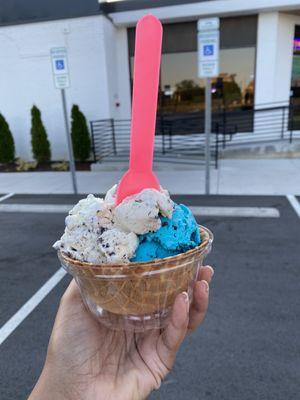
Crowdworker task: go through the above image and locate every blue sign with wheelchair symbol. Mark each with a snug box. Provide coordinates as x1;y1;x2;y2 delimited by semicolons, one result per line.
55;59;65;70
203;45;214;56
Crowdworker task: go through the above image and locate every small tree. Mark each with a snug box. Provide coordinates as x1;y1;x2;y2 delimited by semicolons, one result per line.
0;114;15;163
30;105;51;164
71;105;91;162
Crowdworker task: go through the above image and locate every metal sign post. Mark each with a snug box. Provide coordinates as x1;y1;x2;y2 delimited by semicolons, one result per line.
197;18;220;195
50;47;78;194
205;78;212;195
61;89;78;194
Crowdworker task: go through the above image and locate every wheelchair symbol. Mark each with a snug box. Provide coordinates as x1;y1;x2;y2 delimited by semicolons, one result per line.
55;60;65;70
203;45;214;56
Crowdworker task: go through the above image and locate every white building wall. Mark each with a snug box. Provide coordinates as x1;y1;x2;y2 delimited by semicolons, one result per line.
115;28;132;120
102;17;119;119
101;19;131;121
252;12;300;140
1;5;300;161
255;12;299;107
0;15;116;160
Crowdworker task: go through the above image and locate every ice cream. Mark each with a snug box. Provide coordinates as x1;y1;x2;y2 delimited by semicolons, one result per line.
54;186;200;264
131;204;200;262
111;186;173;235
53;193;138;264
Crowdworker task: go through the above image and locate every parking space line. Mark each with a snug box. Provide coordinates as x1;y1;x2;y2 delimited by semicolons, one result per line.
0;203;280;218
0;204;70;213
286;195;300;218
190;206;280;218
0;192;15;202
0;268;66;346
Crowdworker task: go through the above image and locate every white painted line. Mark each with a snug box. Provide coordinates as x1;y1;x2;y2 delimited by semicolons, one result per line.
0;192;15;202
0;203;280;218
190;206;280;218
0;268;66;346
286;195;300;218
0;204;71;213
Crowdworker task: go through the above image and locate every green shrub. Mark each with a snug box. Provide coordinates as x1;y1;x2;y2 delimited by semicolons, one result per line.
71;105;91;162
0;114;15;163
30;105;51;163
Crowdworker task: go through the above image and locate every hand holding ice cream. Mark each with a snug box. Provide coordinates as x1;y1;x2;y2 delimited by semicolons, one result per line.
54;186;211;330
29;14;215;400
29;266;214;400
54;14;213;331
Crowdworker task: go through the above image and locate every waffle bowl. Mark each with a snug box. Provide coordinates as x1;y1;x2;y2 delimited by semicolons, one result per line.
58;225;213;331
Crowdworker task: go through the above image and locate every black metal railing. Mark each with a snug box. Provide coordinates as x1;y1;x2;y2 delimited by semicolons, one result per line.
90;103;300;168
90;117;218;166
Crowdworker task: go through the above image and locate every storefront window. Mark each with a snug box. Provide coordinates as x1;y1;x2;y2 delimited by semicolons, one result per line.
290;25;300;128
128;16;257;115
291;25;300;105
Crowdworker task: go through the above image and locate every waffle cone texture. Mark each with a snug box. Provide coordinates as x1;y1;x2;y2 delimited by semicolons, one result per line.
59;225;213;316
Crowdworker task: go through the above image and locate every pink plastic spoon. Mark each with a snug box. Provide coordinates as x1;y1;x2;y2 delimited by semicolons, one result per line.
116;15;163;205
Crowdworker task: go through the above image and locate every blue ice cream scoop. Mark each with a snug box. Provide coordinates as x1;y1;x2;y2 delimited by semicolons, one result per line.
131;204;200;262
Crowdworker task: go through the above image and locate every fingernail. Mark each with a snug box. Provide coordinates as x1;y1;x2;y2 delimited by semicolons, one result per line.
182;291;189;303
200;280;209;293
206;265;215;276
181;292;190;315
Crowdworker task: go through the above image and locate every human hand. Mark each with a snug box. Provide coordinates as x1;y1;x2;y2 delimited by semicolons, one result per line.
29;265;214;400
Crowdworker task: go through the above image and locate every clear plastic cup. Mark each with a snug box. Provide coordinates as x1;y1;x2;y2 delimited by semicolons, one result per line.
58;225;213;331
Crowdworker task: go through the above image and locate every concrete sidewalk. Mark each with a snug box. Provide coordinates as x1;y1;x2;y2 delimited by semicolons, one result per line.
0;158;300;195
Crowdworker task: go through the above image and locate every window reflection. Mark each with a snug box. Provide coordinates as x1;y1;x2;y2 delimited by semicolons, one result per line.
158;48;255;114
128;17;257;115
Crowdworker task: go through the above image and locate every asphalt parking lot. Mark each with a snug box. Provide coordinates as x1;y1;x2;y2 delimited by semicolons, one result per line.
0;194;300;400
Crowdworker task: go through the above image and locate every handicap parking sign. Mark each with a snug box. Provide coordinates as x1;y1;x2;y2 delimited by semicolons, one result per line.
50;48;70;88
203;45;214;56
55;59;65;71
198;18;219;77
